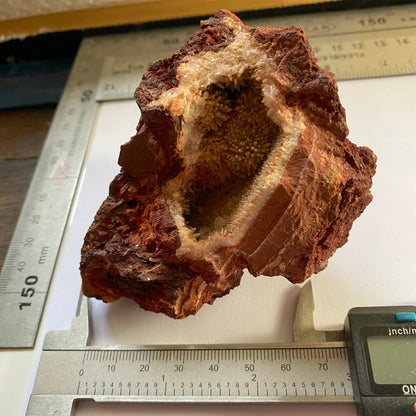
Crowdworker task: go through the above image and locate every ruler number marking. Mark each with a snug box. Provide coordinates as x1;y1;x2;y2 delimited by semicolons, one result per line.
318;362;329;371
16;260;26;273
208;363;219;372
358;17;387;27
18;275;39;310
80;90;93;103
396;37;410;46
23;237;34;248
174;364;184;372
139;363;150;372
162;37;180;46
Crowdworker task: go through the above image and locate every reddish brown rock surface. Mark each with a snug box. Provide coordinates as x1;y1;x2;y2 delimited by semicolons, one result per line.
80;10;376;318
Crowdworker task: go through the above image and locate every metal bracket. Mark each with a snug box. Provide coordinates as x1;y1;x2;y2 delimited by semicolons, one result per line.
43;291;91;349
293;280;345;343
42;280;345;350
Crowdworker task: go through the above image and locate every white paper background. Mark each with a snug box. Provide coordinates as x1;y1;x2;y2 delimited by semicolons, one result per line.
2;75;415;416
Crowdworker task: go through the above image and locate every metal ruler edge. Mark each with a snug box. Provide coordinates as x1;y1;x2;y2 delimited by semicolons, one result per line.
28;345;353;410
96;2;416;101
0;47;101;348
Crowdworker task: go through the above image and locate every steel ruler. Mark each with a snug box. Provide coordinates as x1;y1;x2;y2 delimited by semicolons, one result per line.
2;3;416;348
26;282;354;415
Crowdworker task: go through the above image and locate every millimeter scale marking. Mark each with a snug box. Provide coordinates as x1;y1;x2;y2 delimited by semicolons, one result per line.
26;283;353;415
96;3;416;101
1;4;415;348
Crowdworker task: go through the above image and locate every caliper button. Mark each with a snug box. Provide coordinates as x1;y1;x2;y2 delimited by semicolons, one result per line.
395;312;416;323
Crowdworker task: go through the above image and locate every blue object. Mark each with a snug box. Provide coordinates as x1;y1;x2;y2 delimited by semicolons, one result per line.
394;312;416;323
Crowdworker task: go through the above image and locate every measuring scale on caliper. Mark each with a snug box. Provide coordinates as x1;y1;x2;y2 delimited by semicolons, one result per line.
26;281;416;415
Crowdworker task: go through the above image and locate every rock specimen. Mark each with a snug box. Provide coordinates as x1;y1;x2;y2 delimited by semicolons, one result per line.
80;10;376;318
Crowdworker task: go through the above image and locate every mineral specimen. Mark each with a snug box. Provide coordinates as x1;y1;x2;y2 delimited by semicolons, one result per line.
80;10;376;318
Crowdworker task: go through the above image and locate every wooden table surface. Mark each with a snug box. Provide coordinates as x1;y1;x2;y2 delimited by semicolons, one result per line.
0;105;56;270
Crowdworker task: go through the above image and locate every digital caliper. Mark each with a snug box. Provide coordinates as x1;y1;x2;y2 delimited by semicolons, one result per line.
26;282;416;415
346;305;416;415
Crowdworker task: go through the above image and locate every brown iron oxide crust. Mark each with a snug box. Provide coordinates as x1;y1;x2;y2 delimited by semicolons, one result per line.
80;10;376;318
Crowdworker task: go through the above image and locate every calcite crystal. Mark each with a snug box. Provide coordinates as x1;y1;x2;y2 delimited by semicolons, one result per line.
80;10;376;318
